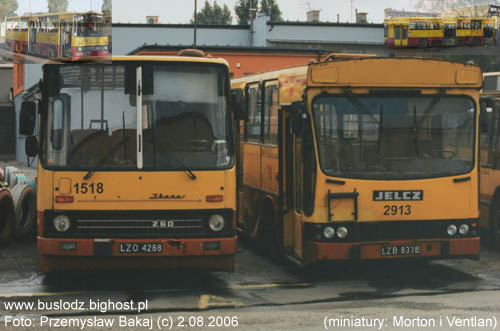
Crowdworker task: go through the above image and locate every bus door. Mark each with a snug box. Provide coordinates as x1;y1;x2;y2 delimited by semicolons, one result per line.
443;22;456;46
393;24;408;46
283;113;303;258
29;20;36;54
283;104;310;259
60;21;71;57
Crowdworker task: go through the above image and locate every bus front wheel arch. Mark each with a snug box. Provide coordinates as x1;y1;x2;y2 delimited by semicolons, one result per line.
418;39;428;48
48;46;58;59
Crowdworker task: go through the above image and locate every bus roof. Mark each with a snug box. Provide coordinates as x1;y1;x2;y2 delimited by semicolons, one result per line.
307;57;482;88
7;11;102;19
46;55;230;67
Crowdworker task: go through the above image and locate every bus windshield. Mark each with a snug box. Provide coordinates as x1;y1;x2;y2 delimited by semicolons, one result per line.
74;14;106;37
312;94;475;180
42;63;233;171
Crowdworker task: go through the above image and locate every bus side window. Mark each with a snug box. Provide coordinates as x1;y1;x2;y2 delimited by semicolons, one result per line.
51;99;64;150
244;84;261;142
263;82;279;145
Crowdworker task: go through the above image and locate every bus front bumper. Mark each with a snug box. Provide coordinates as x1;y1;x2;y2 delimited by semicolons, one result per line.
304;237;480;264
38;236;237;272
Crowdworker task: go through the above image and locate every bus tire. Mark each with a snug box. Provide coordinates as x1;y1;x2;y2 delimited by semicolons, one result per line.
417;39;428;48
11;184;36;238
489;194;500;251
0;188;15;241
48;47;57;59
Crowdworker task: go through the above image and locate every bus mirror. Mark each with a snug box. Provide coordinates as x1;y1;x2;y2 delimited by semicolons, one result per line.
19;101;37;136
25;136;38;157
231;89;247;121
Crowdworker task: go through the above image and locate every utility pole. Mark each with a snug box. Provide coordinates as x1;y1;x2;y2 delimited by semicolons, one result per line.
249;7;257;47
193;0;198;47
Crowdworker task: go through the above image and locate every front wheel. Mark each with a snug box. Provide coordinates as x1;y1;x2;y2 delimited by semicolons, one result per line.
418;39;428;48
489;194;500;251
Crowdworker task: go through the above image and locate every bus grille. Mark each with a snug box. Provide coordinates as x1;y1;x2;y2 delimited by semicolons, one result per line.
44;210;234;238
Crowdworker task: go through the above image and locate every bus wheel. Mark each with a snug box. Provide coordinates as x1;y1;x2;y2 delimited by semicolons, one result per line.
0;189;15;241
490;194;500;251
11;184;36;238
418;39;428;48
48;47;57;59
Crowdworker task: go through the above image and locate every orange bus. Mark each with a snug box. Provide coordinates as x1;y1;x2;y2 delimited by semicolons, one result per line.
6;11;109;58
232;56;482;265
479;71;500;250
19;53;242;272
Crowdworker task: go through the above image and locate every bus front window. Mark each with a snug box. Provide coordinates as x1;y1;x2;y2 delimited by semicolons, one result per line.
313;95;475;180
43;64;137;169
42;63;233;171
141;64;233;170
74;14;105;37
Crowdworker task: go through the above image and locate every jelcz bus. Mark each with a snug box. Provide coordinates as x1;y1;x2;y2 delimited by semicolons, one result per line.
232;57;481;265
20;54;241;272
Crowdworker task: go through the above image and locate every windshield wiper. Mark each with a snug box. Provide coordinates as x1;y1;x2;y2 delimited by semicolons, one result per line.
145;135;196;180
343;88;381;126
412;89;445;158
83;136;130;180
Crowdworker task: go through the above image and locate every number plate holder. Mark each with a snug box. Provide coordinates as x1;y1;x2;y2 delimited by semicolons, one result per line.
119;242;163;254
381;244;421;257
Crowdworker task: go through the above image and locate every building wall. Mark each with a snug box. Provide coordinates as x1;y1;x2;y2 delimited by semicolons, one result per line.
135;48;323;78
112;24;250;55
267;23;384;45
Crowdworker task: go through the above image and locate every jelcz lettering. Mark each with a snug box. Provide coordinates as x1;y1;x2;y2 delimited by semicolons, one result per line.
373;190;423;201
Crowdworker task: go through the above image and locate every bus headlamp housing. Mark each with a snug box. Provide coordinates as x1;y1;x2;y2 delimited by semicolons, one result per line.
459;224;469;235
447;224;457;236
323;226;335;239
208;215;225;232
337;226;348;239
53;215;71;232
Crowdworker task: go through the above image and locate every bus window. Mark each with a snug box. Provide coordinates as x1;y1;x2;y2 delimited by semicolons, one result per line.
51;99;64;151
245;84;261;142
263;82;279;145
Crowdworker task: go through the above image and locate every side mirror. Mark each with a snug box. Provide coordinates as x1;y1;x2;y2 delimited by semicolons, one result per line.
231;89;247;121
25;135;38;157
19;101;37;136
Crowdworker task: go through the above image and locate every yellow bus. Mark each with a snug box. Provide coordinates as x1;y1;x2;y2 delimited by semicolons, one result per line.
232;56;482;265
385;16;494;48
479;72;500;250
19;53;242;272
6;11;109;59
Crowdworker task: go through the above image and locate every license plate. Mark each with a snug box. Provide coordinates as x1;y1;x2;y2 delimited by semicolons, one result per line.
119;243;163;254
381;244;420;256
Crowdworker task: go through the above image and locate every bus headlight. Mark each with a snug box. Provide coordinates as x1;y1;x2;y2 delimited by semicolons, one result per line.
337;226;348;238
208;215;225;232
459;224;469;235
447;224;457;236
323;226;335;239
53;215;71;232
77;46;83;52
